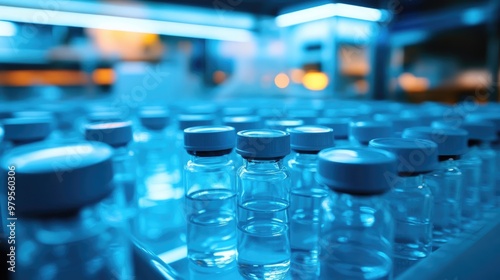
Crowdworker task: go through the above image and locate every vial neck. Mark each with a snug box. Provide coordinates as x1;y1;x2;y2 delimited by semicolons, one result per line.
293;152;318;164
112;146;134;175
468;139;484;147
113;145;132;159
438;155;460;161
244;158;284;171
438;157;459;169
190;154;231;165
330;192;388;209
492;135;500;147
11;137;47;146
468;140;491;149
475;141;492;149
146;128;168;138
395;174;424;189
349;138;369;147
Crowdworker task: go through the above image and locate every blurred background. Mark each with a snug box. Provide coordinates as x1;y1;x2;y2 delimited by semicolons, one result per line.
1;2;499;279
0;0;498;107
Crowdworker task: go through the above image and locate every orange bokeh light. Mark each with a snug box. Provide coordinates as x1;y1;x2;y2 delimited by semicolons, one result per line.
274;73;290;89
213;70;227;84
302;72;329;91
398;73;430;93
290;69;305;84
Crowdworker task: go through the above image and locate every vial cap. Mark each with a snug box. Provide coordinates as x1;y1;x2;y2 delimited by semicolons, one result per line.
402;126;468;156
287;109;318;125
461;121;497;142
85;121;133;147
139;108;170;130
369;138;438;174
184;126;235;152
287;125;335;152
323;108;371;121
2;118;53;142
87;111;125;123
317;147;397;195
236;129;290;159
0;108;13;119
350;121;393;144
13;110;54;120
222;107;255;117
467;113;500;133
317;117;351;140
265;119;304;131
1;141;114;217
182;104;219;115
223;116;262;132
374;114;419;132
432;120;497;142
431;120;457;129
178;114;216;131
401;110;441;126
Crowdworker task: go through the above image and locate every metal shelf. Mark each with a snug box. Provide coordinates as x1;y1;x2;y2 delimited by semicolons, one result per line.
151;210;500;280
398;210;500;280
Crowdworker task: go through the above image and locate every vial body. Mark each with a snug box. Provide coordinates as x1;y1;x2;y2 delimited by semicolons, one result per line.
458;150;482;225
348;137;365;147
135;128;184;240
237;159;291;280
424;159;462;249
185;154;237;270
0;139;51;238
320;192;394;280
113;145;138;218
288;153;328;279
16;188;133;280
491;140;500;206
389;175;433;276
135;128;180;189
475;143;497;210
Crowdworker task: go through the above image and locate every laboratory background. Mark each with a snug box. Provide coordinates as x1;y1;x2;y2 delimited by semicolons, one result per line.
0;0;499;280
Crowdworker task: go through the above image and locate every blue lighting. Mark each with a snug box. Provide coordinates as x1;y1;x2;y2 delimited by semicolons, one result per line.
276;3;389;27
462;8;485;26
0;6;254;42
0;20;17;37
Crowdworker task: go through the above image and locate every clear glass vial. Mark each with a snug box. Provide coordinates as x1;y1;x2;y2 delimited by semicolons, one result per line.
85;121;137;219
369;138;437;276
467;113;500;206
184;126;237;271
3;142;133;280
432;120;483;226
287;125;334;280
403;127;466;249
461;121;498;211
236;129;291;280
133;108;185;241
317;147;396;280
